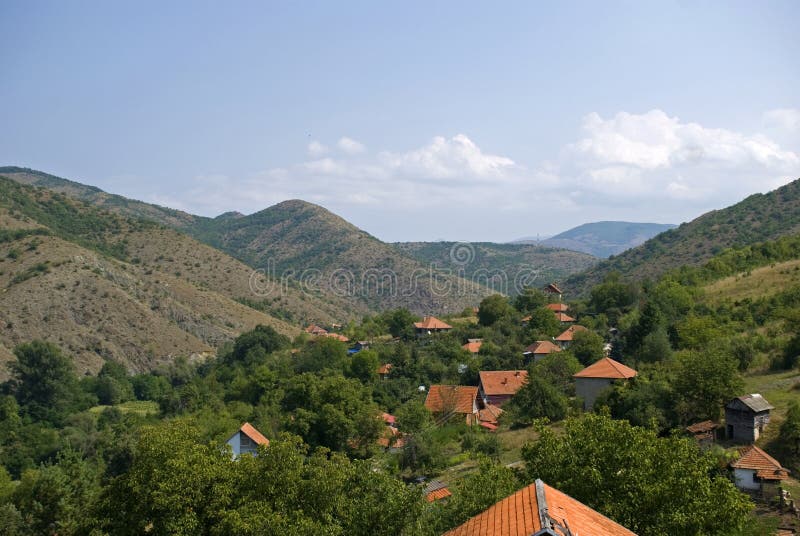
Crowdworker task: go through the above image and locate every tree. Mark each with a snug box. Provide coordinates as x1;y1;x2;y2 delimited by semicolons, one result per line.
477;294;515;326
229;324;289;365
673;349;743;423
522;413;752;536
382;308;418;339
8;341;84;424
524;307;561;338
779;401;800;462
347;350;379;384
513;286;546;314
530;351;582;396
395;399;433;434
507;375;568;425
639;326;672;363
588;272;638;321
569;329;605;366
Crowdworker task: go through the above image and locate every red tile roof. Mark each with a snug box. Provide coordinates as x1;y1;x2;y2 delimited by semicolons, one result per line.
574;357;637;379
382;412;396;425
555;324;588;342
239;422;270;446
425;385;478;414
304;324;328;335
478;404;504;424
731;445;789;480
463;339;483;353
479;371;528;396
545;303;569;313
524;340;562;355
426;487;453;502
377;363;393;375
554;312;576;322
443;479;636;536
686;420;718;434
543;283;563;294
414;316;453;330
325;332;350;342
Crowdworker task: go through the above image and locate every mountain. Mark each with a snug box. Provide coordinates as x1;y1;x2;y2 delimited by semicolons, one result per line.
189;200;493;314
0;177;314;376
514;221;676;258
393;241;598;296
567;178;800;294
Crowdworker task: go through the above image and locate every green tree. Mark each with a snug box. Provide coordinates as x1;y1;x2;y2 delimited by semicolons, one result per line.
507;375;568;425
513;286;546;314
524;307;561;338
477;294;515;326
395;399;433;434
9;341;85;424
639;326;673;363
569;329;605;365
779;401;800;463
674;349;743;423
382;308;418;339
530;351;582;396
229;324;289;365
522;413;752;536
347;349;380;384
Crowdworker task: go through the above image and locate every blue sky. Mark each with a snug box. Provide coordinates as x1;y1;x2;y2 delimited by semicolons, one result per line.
2;1;799;241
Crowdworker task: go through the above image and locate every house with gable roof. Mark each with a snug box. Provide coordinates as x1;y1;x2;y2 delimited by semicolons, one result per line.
523;340;562;362
414;316;453;336
554;324;588;349
573;357;637;410
725;394;773;443
462;338;483;354
226;422;270;459
478;370;528;407
424;384;479;425
443;478;637;536
729;444;789;495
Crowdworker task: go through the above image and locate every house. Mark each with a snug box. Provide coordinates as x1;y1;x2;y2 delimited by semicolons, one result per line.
414;316;453;335
730;445;789;496
226;422;270;459
304;324;328;336
725;394;773;443
478;370;528;406
350;340;370;353
554;311;576;323
462;338;483;354
573;357;637;410
377;425;406;452
326;332;350;342
443;478;636;536
377;363;393;379
542;282;563;297
545;303;569;313
478;403;504;431
523;340;562;362
686;420;720;447
381;412;397;428
424;385;479;425
424;480;452;503
555;324;588;349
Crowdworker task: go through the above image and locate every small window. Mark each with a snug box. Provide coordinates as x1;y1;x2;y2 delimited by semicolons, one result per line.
752;473;759;483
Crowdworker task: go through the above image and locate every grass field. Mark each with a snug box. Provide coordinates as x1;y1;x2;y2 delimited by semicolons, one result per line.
703;259;800;304
88;400;159;417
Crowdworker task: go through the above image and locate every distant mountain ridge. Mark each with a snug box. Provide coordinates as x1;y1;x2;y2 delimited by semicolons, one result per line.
514;221;676;258
567;178;800;294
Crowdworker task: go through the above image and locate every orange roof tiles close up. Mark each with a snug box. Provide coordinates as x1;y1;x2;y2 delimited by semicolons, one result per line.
463;339;483;353
443;479;636;536
479;370;528;396
239;422;270;446
573;357;637;379
555;324;588;342
425;385;478;414
554;312;576;322
414;316;453;330
545;303;569;313
426;487;453;502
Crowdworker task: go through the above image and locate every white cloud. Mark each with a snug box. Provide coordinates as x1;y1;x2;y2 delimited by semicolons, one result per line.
146;113;800;240
764;108;800;132
307;140;329;158
337;136;366;155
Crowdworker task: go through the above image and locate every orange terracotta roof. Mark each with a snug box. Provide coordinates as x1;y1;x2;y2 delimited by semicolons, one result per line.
425;385;478;414
480;421;498;431
686;420;718;434
479;371;528;396
414;316;453;330
426;487;452;502
554;312;576;322
573;357;637;379
325;332;350;342
543;283;563;294
377;363;393;375
305;324;328;335
524;340;562;355
555;324;588;342
239;422;270;446
478;404;504;424
443;479;636;536
731;445;789;479
382;412;396;425
463;339;483;353
545;303;569;312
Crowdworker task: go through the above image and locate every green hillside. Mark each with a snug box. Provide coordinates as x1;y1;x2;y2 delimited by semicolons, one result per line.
393;241;598;296
567;178;800;294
